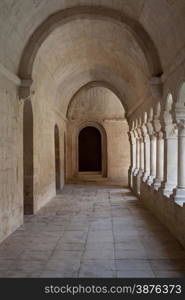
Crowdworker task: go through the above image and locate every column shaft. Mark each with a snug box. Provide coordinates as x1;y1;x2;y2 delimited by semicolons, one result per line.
128;131;136;188
161;136;177;196
143;135;150;182
140;139;144;172
172;125;185;205
147;135;156;185
154;133;164;189
134;138;140;175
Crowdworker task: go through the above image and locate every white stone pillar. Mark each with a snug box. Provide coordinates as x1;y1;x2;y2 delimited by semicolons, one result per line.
147;134;157;185
153;131;164;190
135;128;143;194
160;124;178;197
173;121;185;205
134;131;140;176
128;131;136;188
140;138;144;173
142;127;150;182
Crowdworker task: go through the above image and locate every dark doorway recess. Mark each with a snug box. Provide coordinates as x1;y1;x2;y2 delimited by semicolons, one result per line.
55;125;61;192
79;126;102;172
23;99;34;214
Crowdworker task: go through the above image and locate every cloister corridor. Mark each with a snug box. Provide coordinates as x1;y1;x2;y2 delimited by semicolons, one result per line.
0;185;185;278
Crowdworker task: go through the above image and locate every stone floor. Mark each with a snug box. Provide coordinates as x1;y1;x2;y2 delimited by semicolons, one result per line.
0;185;185;278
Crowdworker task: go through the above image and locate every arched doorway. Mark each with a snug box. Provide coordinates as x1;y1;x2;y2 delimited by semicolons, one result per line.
54;125;61;192
78;126;102;172
23;100;33;214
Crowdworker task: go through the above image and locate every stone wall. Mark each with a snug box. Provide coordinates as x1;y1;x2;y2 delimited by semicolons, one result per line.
31;100;66;212
0;74;23;243
0;71;67;244
66;85;130;186
67;119;129;186
140;182;185;248
104;120;129;184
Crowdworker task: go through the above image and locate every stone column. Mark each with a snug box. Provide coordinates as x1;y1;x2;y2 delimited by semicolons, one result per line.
134;128;144;194
147;133;157;185
172;120;185;205
142;126;150;182
134;130;140;176
139;135;144;175
153;131;164;190
128;130;136;188
133;129;141;195
160;124;178;197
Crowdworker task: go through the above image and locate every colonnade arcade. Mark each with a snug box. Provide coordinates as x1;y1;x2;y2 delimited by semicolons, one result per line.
128;82;185;207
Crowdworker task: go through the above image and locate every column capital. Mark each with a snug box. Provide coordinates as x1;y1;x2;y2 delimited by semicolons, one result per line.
19;78;35;101
141;123;149;138
176;119;185;136
128;130;136;144
153;117;161;133
136;127;144;142
164;123;178;139
146;120;154;137
157;130;164;139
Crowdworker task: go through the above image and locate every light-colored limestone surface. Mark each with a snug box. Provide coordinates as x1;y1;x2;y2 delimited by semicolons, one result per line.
1;0;185;265
0;74;23;243
66;86;130;185
0;185;185;278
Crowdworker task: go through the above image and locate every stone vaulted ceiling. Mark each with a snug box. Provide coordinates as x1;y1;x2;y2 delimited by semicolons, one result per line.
0;0;185;115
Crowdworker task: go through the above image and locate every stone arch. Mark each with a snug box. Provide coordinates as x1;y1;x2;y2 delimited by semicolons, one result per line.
18;6;162;83
66;81;126;118
129;120;135;131
138;117;142;127
163;93;174;125
154;101;162;130
135;118;139;129
165;93;173;112
74;121;107;178
174;82;185;124
143;111;148;124
54;124;61;192
177;81;185;106
23;99;34;214
156;101;161;117
148;107;154;123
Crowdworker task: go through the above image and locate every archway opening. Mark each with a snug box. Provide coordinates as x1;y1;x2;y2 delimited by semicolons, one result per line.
78;126;102;172
23;100;33;215
54;125;61;192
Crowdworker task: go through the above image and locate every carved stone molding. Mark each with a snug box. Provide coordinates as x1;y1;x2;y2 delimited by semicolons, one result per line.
19;79;35;101
146;121;154;136
177;119;185;136
164;124;178;139
129;131;136;145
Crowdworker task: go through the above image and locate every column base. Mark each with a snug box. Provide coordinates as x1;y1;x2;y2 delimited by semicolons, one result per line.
159;183;175;197
172;188;185;206
142;172;149;183
153;178;162;191
133;168;139;176
138;170;144;177
147;175;154;186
